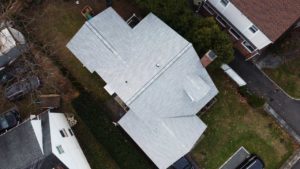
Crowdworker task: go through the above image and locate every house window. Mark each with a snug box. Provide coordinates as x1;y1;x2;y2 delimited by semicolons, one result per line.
203;3;215;15
216;16;227;27
220;0;229;6
229;28;241;39
69;129;74;136
59;130;65;137
249;25;258;33
242;41;256;53
59;129;68;137
56;145;64;154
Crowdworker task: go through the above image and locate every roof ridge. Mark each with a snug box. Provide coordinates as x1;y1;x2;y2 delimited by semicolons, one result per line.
165;114;197;119
85;21;127;65
126;43;193;105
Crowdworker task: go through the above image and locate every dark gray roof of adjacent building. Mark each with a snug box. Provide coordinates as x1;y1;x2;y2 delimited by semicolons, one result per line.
0;120;43;169
0;112;68;169
40;111;52;155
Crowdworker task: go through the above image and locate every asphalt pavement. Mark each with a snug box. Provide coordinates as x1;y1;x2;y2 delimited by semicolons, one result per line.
229;52;300;136
292;160;300;169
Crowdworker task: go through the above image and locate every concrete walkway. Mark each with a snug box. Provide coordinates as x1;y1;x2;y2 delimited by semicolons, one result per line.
280;149;300;169
229;52;300;138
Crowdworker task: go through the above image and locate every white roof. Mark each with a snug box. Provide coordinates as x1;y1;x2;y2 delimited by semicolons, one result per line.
221;64;246;87
31;120;44;154
67;7;218;169
0;27;25;55
0;28;16;54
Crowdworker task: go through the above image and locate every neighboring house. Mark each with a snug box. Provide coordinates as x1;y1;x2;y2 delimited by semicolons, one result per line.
0;26;26;70
0;111;91;169
201;0;300;59
67;7;218;169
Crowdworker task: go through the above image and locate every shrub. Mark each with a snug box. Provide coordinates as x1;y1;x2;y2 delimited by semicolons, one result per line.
238;86;265;108
135;0;234;69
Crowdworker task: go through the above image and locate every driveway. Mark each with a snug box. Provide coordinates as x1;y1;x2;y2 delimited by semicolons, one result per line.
229;52;300;137
292;160;300;169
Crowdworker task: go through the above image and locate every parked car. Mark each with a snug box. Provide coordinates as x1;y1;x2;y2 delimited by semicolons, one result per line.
0;107;20;134
0;70;13;85
0;65;29;85
4;76;40;101
170;156;195;169
237;154;265;169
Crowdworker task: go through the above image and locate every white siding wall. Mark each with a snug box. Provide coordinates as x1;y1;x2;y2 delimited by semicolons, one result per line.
49;113;91;169
208;0;272;49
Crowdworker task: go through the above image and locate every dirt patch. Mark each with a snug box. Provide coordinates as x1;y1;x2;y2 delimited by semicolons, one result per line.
0;45;78;119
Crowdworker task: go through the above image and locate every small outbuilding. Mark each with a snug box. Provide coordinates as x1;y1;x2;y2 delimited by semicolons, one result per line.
37;94;61;109
0;26;26;70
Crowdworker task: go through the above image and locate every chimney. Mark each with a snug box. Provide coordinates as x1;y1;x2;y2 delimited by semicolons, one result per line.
200;50;217;67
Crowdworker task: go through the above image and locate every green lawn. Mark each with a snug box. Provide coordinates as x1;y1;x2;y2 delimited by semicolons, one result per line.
192;70;297;169
264;57;300;99
263;30;300;99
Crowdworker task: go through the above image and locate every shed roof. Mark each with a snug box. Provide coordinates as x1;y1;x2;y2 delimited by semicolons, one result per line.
231;0;300;42
67;7;218;169
0;27;26;68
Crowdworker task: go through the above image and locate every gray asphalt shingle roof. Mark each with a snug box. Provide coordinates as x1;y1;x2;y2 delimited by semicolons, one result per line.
0;121;43;169
0;112;68;169
67;7;218;169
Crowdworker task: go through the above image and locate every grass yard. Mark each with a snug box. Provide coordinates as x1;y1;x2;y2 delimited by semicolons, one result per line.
264;56;300;98
192;70;297;169
263;30;300;98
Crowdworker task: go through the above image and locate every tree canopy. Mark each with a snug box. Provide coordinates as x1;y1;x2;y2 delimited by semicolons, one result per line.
136;0;234;68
